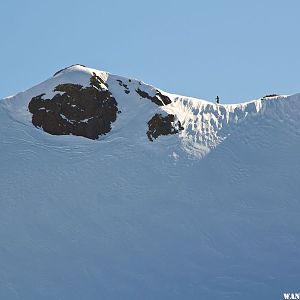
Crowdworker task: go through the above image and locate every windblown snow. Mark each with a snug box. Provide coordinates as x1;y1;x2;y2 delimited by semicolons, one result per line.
0;65;299;300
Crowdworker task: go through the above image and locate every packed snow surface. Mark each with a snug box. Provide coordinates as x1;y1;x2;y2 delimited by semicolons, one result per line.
0;65;299;299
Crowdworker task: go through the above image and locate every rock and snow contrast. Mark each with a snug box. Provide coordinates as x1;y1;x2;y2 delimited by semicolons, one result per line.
0;64;299;299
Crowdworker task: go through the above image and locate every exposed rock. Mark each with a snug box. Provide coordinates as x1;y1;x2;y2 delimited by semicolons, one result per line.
262;94;279;99
147;113;183;141
28;74;119;140
136;88;172;106
90;72;108;88
135;87;180;140
116;79;130;94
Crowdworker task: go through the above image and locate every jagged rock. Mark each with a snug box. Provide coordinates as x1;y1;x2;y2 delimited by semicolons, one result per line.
116;79;130;94
135;88;181;140
28;74;119;140
262;94;279;99
147;113;183;141
136;88;171;106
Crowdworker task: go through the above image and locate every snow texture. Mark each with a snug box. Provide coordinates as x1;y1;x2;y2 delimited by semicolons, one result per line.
0;65;299;299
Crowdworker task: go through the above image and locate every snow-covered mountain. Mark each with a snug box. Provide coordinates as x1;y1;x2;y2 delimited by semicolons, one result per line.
0;64;299;299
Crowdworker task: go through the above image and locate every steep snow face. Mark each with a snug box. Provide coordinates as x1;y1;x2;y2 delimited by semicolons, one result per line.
0;65;300;300
161;94;291;157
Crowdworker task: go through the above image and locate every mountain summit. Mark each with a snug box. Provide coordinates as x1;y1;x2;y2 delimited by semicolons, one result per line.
2;64;295;158
0;65;299;299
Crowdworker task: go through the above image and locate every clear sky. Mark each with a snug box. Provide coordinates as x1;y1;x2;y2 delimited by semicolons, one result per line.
1;0;300;103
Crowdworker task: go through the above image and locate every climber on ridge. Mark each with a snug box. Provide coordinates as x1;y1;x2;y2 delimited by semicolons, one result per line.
216;96;220;104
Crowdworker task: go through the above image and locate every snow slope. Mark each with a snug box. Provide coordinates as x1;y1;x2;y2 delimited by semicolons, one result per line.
0;65;299;299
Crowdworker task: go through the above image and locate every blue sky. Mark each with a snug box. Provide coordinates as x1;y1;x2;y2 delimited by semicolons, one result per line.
1;0;300;103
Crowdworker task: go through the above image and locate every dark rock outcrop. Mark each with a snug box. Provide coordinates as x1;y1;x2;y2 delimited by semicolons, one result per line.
136;88;182;141
28;74;119;140
147;113;183;141
262;94;279;99
116;79;130;94
136;88;171;106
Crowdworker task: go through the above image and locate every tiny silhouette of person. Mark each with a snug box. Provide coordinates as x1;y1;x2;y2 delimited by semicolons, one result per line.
216;96;220;104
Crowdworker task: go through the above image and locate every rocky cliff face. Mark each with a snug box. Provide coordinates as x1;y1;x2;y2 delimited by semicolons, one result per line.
28;73;119;140
26;65;183;141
